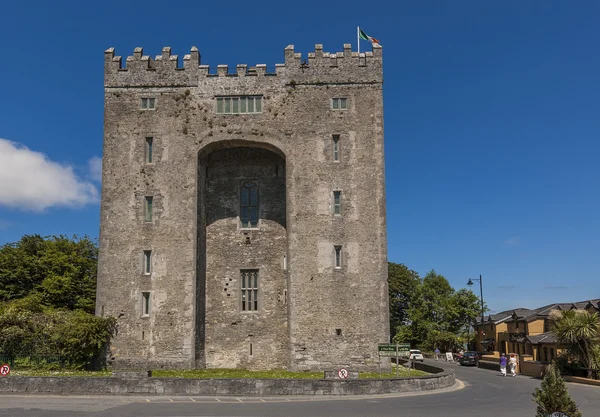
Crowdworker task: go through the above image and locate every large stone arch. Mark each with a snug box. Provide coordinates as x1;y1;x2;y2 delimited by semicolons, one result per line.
194;137;289;369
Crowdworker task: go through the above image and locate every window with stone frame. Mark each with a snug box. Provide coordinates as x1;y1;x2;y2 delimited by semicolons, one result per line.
240;269;259;311
143;250;152;275
240;181;259;228
140;97;156;110
332;134;340;162
216;96;263;114
334;245;343;268
141;292;150;316
144;196;153;222
333;190;342;215
331;97;348;110
145;137;153;163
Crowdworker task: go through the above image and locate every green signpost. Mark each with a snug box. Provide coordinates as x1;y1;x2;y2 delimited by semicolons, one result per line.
378;343;411;377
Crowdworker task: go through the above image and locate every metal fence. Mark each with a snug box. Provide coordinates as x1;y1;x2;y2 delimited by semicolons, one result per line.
0;354;64;369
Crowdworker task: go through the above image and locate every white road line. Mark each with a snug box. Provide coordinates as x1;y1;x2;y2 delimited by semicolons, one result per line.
189;397;196;402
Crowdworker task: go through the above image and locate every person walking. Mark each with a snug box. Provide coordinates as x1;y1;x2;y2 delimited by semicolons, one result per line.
499;353;507;376
434;348;440;361
509;354;518;377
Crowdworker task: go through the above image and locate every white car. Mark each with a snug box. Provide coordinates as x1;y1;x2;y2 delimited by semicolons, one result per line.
409;349;424;362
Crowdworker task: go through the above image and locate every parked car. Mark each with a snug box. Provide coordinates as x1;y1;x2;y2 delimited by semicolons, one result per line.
409;349;424;362
458;351;480;366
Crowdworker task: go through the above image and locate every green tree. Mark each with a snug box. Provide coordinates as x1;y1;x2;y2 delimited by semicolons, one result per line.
390;267;483;351
552;309;600;379
532;364;582;417
388;262;420;338
0;235;115;369
0;235;98;312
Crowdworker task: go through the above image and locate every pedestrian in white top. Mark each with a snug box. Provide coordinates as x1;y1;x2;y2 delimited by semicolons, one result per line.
509;354;518;377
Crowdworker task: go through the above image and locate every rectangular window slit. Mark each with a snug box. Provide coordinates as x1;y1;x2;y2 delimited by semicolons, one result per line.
333;191;341;215
334;245;342;268
142;292;150;316
145;137;153;163
142;331;145;340
336;329;342;336
143;250;152;274
144;196;153;222
250;343;253;356
333;135;340;162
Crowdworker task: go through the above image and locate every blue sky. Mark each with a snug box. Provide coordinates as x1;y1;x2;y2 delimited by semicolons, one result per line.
1;0;598;313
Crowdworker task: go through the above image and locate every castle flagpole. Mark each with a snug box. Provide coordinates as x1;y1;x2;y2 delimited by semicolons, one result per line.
357;26;360;54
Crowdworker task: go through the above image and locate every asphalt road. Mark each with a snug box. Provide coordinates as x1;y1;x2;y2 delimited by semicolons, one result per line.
0;360;598;417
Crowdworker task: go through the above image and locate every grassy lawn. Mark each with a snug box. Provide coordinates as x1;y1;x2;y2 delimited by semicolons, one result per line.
9;365;427;379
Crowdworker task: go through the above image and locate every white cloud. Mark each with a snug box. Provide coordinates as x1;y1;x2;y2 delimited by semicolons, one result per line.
504;237;520;246
0;138;98;211
88;156;102;182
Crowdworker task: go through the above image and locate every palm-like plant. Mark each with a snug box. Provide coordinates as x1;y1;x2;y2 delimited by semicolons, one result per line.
551;309;600;379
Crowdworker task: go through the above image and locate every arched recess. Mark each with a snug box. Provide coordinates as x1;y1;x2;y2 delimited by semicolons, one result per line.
195;139;289;369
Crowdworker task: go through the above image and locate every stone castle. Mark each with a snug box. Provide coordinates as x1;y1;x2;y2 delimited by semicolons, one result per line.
96;42;389;371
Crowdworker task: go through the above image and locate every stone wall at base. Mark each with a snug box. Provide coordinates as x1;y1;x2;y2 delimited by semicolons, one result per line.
0;372;455;396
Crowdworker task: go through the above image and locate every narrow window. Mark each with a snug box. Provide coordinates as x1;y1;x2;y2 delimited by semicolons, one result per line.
142;292;150;316
240;182;259;228
336;328;342;336
250;343;253;355
332;135;340;162
142;331;145;340
241;269;259;311
144;196;153;222
340;97;347;109
145;137;153;163
100;305;105;317
143;250;152;274
333;191;341;215
334;245;342;268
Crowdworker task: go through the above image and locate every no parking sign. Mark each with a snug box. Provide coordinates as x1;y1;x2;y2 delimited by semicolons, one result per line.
0;364;10;376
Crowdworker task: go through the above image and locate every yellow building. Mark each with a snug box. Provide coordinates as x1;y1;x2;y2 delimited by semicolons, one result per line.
474;299;600;361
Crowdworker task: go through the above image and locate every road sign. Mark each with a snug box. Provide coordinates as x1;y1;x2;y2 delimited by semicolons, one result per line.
0;364;10;376
397;343;410;354
378;344;397;357
378;343;410;357
337;368;349;379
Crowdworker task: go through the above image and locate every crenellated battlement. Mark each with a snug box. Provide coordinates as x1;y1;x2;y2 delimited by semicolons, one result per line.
104;44;383;87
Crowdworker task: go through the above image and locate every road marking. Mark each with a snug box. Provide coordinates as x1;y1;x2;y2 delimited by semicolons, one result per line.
189;397;196;402
215;397;221;402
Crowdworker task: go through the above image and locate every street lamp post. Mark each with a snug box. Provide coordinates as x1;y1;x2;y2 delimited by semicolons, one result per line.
468;275;485;351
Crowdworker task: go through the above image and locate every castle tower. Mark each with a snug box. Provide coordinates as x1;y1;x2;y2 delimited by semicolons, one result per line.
97;43;389;371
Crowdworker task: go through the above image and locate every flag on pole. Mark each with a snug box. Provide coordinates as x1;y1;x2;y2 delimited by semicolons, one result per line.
358;28;380;44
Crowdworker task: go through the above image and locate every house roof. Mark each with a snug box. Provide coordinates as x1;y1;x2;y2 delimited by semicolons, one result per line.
526;332;558;345
476;298;600;325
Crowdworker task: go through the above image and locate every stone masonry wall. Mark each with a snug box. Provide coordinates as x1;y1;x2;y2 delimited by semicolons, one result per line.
97;43;388;371
202;148;288;369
